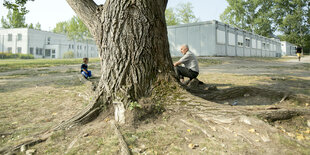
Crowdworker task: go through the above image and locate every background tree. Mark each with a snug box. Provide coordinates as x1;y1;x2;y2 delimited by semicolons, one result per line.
221;0;310;53
165;2;199;26
275;0;309;49
34;22;41;30
1;9;27;28
27;22;41;30
53;21;68;34
53;16;91;41
1;0;39;29
165;8;179;26
220;0;275;37
176;2;199;24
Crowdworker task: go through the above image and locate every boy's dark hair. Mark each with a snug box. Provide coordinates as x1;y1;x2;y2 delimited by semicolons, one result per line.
83;57;89;63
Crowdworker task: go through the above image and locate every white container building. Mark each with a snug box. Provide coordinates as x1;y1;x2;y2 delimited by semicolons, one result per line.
0;28;98;59
168;20;282;57
281;41;297;56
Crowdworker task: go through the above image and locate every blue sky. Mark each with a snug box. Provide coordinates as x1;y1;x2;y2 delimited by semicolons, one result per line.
0;0;228;31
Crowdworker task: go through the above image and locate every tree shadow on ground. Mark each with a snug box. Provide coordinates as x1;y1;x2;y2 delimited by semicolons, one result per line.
0;70;85;93
184;80;287;106
239;74;310;97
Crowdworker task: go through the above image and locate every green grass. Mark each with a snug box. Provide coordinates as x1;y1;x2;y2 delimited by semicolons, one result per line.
0;58;100;72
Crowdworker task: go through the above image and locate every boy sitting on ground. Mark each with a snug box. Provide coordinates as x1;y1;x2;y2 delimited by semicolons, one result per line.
81;57;92;79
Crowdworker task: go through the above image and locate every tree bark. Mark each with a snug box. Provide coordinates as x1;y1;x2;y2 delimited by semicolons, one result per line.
66;0;174;124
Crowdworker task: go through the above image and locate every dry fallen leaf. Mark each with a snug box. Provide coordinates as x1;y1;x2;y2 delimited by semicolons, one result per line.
248;128;256;133
296;134;305;141
287;132;295;137
188;143;194;149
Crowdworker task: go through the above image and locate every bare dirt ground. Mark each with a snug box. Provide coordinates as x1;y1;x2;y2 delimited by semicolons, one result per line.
0;56;309;154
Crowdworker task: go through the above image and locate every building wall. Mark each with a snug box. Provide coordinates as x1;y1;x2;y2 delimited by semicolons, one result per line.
168;21;216;56
0;29;28;54
0;28;99;59
168;20;282;58
281;41;296;56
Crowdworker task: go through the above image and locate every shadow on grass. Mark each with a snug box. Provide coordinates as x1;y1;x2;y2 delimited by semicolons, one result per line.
185;83;285;106
0;71;84;93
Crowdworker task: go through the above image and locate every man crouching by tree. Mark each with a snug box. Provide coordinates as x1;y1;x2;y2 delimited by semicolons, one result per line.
173;44;199;84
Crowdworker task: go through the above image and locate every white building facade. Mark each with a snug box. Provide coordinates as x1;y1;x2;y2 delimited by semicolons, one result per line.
0;28;98;59
168;20;282;57
281;41;297;56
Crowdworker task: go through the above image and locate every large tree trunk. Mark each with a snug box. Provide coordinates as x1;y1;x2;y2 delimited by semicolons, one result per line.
65;0;174;124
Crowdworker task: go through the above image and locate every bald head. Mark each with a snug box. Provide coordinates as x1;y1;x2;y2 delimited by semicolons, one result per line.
180;44;189;55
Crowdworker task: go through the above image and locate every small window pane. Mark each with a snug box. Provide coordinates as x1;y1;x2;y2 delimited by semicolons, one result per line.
252;39;257;49
8;34;12;41
18;47;22;53
17;34;22;41
228;33;235;46
217;30;226;44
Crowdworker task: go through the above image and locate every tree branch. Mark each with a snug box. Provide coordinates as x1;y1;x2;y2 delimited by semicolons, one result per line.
66;0;100;36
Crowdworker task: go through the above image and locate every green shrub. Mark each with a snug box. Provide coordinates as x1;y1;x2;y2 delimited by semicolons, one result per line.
0;52;34;59
63;51;74;59
19;54;34;59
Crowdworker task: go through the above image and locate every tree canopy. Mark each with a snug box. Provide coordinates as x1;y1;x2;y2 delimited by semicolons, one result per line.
1;9;27;28
221;0;310;51
53;16;91;41
1;0;40;29
165;2;199;26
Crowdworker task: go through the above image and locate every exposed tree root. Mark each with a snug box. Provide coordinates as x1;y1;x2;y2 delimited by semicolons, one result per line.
0;132;52;154
1;76;179;154
256;109;310;122
53;87;106;130
110;120;131;155
1;87;107;154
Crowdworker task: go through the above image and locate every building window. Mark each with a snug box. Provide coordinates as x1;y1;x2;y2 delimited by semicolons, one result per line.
69;44;71;49
84;46;87;50
245;38;250;48
252;39;257;49
228;32;235;46
237;35;243;46
18;47;22;53
45;49;51;57
39;48;43;55
262;42;266;50
47;37;51;45
8;34;12;41
7;47;12;53
257;41;262;49
52;50;56;58
30;47;34;55
17;34;22;41
36;48;43;55
216;30;226;44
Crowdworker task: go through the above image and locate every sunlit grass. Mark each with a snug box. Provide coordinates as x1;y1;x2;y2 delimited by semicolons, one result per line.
0;58;100;72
